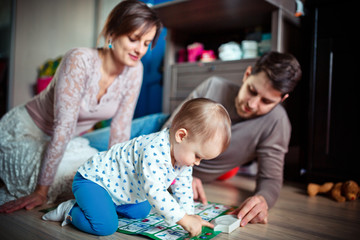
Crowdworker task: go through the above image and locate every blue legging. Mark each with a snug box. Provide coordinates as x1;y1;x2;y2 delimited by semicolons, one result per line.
70;172;151;236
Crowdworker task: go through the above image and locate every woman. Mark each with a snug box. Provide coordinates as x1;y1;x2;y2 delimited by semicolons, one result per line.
0;0;162;213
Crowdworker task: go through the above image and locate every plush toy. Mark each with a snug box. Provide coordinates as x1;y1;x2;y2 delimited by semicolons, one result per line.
187;42;204;62
200;50;216;62
307;182;334;197
307;180;360;202
336;181;360;202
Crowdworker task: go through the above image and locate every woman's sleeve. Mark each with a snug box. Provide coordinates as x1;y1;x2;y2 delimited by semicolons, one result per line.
109;64;143;147
38;49;87;186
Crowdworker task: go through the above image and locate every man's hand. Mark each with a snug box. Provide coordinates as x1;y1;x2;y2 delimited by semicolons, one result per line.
0;185;48;213
192;177;207;204
230;195;268;227
177;214;214;237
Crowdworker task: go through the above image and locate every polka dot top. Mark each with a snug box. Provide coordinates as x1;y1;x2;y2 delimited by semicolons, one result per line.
78;128;194;225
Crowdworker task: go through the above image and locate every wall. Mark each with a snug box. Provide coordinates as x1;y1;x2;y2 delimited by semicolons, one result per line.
96;0;123;46
11;0;97;107
9;0;165;116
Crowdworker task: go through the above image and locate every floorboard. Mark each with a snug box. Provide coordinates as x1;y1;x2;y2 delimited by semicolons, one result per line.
0;175;359;240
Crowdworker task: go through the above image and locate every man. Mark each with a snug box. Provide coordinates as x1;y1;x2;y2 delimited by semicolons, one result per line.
162;51;302;227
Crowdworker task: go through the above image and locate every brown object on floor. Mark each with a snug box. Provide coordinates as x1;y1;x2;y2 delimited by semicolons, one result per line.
307;180;360;202
331;182;346;202
338;180;359;202
307;182;334;197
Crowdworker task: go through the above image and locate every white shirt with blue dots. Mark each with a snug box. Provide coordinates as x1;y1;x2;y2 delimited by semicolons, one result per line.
78;128;194;225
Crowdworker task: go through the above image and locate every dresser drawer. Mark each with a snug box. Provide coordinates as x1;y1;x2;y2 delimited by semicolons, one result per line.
168;59;257;112
170;59;257;98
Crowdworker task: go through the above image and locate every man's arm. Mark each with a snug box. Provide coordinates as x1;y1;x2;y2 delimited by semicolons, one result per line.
255;112;291;208
233;110;291;226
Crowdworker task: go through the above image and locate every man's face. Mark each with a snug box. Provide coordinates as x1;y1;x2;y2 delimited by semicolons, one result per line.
235;70;287;119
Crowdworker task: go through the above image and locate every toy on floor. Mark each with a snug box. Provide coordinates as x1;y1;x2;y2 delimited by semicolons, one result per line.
307;180;360;202
212;215;240;234
307;182;334;197
41;201;236;240
116;201;237;240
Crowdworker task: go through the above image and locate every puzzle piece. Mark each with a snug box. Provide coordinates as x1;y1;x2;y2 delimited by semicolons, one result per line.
116;201;236;240
212;215;240;234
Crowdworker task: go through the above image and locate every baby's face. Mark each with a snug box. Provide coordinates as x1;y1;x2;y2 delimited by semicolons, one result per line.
172;130;224;167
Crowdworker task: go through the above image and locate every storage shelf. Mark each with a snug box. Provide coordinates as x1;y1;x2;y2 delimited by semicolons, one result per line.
154;0;296;33
155;0;299;113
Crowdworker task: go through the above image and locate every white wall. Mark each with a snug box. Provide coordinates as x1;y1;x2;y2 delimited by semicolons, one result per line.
96;0;123;46
11;0;97;107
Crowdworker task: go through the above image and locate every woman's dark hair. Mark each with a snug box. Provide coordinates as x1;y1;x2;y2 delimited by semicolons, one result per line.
99;0;162;49
252;51;302;95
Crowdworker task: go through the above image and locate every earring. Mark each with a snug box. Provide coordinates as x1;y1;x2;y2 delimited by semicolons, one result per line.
108;39;112;49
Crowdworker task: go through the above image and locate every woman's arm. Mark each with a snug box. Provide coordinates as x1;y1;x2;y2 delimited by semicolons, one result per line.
109;64;143;147
0;49;89;213
38;49;88;186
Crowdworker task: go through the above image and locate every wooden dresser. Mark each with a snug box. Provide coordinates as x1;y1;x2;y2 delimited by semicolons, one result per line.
154;0;299;113
169;58;257;111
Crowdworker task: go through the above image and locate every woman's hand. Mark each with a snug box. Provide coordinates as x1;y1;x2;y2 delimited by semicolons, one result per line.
0;185;49;213
192;177;208;204
177;214;214;237
229;195;268;227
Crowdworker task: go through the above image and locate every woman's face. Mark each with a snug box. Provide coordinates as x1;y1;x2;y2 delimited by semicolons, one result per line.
111;25;157;67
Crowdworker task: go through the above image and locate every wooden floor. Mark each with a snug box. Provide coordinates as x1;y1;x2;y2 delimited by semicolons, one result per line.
0;175;359;240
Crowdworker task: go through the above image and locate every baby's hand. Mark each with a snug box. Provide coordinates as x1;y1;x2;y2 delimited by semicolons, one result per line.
177;214;214;237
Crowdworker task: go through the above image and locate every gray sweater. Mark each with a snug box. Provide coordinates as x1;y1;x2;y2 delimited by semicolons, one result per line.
163;76;291;208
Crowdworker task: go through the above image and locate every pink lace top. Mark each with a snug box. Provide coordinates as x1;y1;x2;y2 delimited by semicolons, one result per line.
25;48;143;186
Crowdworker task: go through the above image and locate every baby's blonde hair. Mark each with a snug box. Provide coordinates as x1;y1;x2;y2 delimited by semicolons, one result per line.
171;98;231;152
